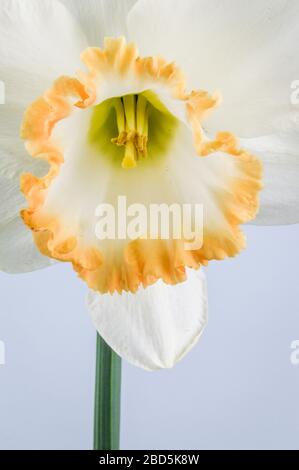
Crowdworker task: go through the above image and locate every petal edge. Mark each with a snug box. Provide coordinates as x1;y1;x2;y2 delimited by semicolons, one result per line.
87;268;208;371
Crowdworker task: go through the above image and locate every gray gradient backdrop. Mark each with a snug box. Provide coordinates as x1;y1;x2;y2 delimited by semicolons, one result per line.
0;224;298;450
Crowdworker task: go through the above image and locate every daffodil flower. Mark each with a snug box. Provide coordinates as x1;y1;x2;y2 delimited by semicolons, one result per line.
1;0;298;373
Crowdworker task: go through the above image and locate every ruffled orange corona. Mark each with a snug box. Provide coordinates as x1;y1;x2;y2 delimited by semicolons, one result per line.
21;37;262;294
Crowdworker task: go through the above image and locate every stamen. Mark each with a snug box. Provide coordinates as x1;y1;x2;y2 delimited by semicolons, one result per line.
123;95;136;131
111;98;127;146
114;98;125;134
143;107;149;140
111;94;150;168
141;107;149;158
136;95;148;157
136;95;147;135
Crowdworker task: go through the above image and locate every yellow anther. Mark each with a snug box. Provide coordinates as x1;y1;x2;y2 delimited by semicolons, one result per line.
136;134;148;157
111;131;127;146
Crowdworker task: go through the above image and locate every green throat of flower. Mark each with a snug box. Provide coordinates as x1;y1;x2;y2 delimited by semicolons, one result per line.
88;91;178;169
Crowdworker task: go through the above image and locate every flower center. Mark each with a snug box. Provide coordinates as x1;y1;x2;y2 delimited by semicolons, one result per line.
111;94;149;169
88;91;178;169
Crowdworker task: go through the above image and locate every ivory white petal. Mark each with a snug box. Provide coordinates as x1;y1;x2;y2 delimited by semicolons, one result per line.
60;0;138;46
87;269;208;371
128;0;299;138
0;0;87;101
0;216;56;274
242;134;299;225
0;0;88;272
0;128;51;273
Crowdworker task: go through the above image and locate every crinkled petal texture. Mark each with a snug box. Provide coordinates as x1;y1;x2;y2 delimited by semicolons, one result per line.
128;0;299;224
0;0;88;272
21;38;262;293
88;268;208;370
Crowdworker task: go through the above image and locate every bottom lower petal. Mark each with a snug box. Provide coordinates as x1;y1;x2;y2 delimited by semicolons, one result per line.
87;268;208;371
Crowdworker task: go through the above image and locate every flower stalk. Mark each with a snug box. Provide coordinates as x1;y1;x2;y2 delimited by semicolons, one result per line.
93;334;122;450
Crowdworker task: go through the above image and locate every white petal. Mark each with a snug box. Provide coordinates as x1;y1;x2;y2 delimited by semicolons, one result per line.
0;0;87;168
0;0;87;272
0;216;54;274
87;269;208;370
242;134;299;225
0;0;87;102
128;0;299;138
0;104;53;273
60;0;138;46
0;152;52;273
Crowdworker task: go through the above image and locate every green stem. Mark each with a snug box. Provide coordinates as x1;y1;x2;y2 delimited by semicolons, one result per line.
93;334;122;451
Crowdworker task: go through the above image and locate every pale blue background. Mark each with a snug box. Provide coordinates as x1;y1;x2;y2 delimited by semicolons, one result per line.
0;224;299;450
